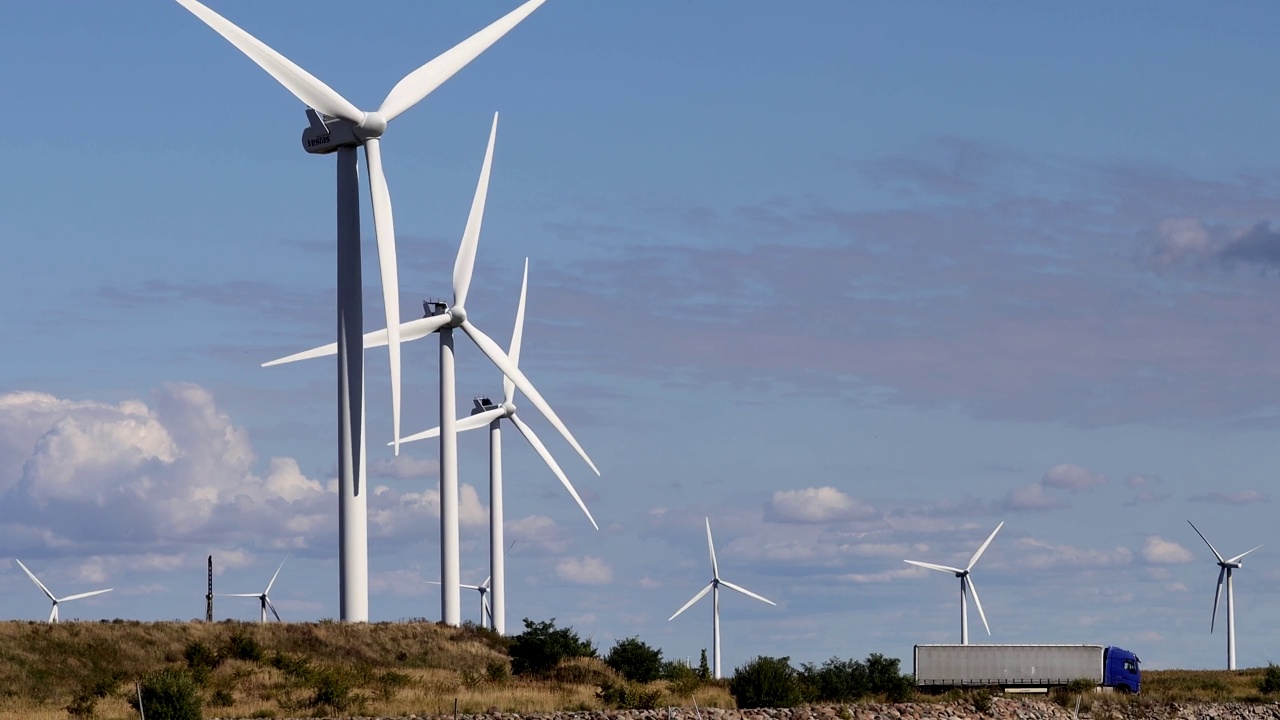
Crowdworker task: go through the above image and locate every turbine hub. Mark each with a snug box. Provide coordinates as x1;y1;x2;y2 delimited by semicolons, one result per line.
448;305;468;327
355;111;388;139
502;401;517;416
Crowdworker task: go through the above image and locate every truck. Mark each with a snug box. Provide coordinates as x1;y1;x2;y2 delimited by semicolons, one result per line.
913;644;1141;694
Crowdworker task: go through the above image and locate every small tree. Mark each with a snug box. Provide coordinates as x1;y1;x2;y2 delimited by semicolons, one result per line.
1259;663;1280;694
606;637;664;683
509;618;597;676
865;653;913;702
729;656;800;709
798;656;869;702
697;649;711;680
129;668;203;720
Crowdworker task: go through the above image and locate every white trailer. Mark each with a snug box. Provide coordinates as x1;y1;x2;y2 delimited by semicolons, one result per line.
913;644;1141;693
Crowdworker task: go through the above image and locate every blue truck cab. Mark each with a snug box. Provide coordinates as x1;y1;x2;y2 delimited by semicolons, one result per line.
1103;646;1141;694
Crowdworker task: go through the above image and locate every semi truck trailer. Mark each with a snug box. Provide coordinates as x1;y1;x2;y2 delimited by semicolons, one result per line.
913;644;1141;694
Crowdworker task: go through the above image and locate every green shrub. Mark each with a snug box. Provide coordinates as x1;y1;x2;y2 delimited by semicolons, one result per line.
309;666;359;714
597;679;663;709
373;670;411;700
661;660;702;695
698;649;711;680
209;688;235;708
509;618;597;676
606;637;664;683
129;668;203;720
1260;664;1280;694
223;629;263;662
66;667;123;717
270;651;314;680
865;653;914;702
486;658;511;684
184;640;223;685
730;656;801;709
798;657;869;702
971;688;993;714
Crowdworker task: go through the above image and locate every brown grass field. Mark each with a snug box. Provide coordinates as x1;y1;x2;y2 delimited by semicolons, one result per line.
0;620;1273;719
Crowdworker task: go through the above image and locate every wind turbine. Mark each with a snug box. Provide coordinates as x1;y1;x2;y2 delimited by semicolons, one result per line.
15;560;112;623
396;258;598;636
429;540;516;629
668;518;776;680
1188;520;1262;670
264;116;599;627
219;556;290;623
903;521;1003;645
171;0;549;623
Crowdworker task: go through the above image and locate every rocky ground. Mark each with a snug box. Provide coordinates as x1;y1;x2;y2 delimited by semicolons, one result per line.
214;696;1280;720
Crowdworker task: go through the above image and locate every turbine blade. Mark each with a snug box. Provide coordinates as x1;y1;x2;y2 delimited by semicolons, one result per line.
720;579;776;607
452;114;498;310
364;137;403;455
460;319;599;474
705;518;720;580
264;555;289;595
262;315;447;367
15;560;57;602
510;414;598;530
481;576;492;590
458;583;482;591
1211;566;1225;633
1227;545;1264;564
58;589;113;603
668;582;714;621
504;258;529;403
1188;520;1226;563
966;521;1004;571
378;1;548;122
904;559;964;574
395;406;502;446
173;0;362;122
266;597;282;622
966;575;991;636
219;593;263;597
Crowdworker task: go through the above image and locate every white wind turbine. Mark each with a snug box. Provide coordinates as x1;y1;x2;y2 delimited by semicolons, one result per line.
171;0;549;623
428;541;515;629
903;521;1003;645
15;560;113;623
1188;520;1262;670
397;258;598;636
265;116;599;627
668;518;776;680
219;556;290;623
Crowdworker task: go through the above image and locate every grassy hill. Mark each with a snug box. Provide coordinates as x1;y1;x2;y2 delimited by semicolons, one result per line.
0;619;730;719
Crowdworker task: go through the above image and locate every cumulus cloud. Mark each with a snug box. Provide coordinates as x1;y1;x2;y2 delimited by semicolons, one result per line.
1042;464;1107;491
0;385;332;553
764;487;878;524
556;556;612;585
1125;491;1170;506
1188;489;1268;505
1001;483;1067;512
1142;536;1194;564
506;515;570;554
1219;222;1280;269
372;454;437;480
1148;218;1215;268
1014;537;1133;570
1128;474;1162;488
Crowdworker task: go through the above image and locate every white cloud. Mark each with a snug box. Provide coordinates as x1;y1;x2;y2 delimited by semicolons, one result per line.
556;556;612;585
637;576;661;589
1014;537;1133;570
842;566;926;584
1041;464;1107;491
764;487;878;524
1149;217;1214;267
1128;474;1162;488
1002;483;1067;511
372;453;438;480
506;515;570;554
1142;536;1193;564
0;385;332;554
1188;489;1268;505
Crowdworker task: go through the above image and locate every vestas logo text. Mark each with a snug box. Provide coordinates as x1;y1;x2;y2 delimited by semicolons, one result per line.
306;136;331;148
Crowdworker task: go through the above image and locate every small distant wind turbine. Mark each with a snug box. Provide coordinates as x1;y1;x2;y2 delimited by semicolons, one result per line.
1188;520;1262;670
220;556;290;623
430;576;492;627
668;518;776;680
15;559;112;623
903;521;1003;645
397;259;597;636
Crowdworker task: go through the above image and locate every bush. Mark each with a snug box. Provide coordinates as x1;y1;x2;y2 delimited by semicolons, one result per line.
129;668;203;720
509;618;597;676
184;640;223;685
799;657;869;703
865;653;914;702
309;666;360;715
730;656;801;709
606;637;664;683
66;667;123;717
1260;664;1280;694
223;630;263;662
597;679;663;709
661;660;702;695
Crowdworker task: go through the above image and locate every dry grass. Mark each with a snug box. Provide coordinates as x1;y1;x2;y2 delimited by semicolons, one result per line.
0;620;731;720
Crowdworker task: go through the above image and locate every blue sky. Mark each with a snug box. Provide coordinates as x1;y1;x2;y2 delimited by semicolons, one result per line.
3;1;1280;674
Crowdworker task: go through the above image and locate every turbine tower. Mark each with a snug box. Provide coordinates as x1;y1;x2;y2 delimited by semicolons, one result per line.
15;560;113;623
172;0;549;623
219;556;290;623
668;518;776;679
398;259;598;635
1188;520;1262;670
903;521;1003;645
265;117;598;626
